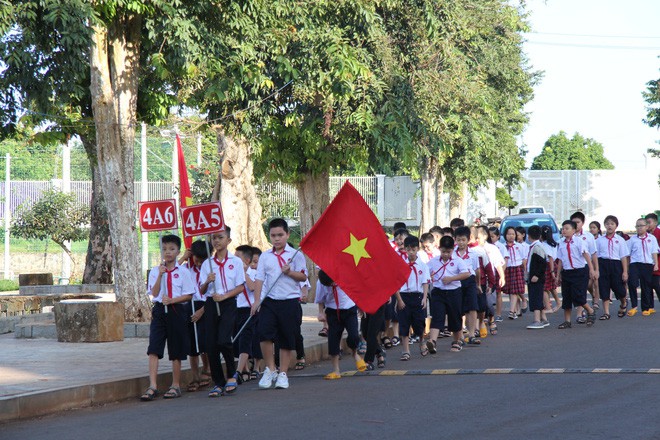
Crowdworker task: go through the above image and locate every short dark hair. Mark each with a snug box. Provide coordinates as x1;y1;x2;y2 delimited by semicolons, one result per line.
449;218;465;228
403;235;420;248
454;226;471;239
318;269;334;287
570;211;585;223
190;240;208;258
429;226;443;234
604;215;619;226
235;244;254;261
420;232;434;243
251;247;262;257
515;226;526;238
162;234;182;249
562;220;577;229
393;228;410;238
645;213;658;222
439;235;454;249
441;227;453;236
268;218;289;233
528;225;541;240
392;222;407;231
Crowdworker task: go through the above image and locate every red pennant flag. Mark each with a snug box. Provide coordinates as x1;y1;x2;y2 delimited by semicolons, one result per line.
299;181;409;314
176;134;193;249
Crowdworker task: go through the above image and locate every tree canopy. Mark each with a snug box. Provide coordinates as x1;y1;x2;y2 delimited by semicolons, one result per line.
530;131;614;170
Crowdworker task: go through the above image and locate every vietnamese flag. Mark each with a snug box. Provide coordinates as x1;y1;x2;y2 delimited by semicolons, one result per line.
299;181;410;313
176;134;193;249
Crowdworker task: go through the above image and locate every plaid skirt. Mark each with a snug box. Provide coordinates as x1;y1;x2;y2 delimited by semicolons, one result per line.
544;265;557;291
503;265;525;294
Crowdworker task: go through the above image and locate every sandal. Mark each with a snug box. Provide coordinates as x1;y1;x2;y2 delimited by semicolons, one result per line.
466;337;481;345
400;352;411;361
420;344;429;357
187;380;200;392
599;314;610;320
377;353;386;368
381;337;393;349
391;336;401;346
365;362;375;371
576;316;586;324
295;361;306;371
586;313;596;327
618;301;627;318
318;327;328;337
140;386;158;401
357;341;367;355
356;359;367;372
324;372;342;380
163;386;181;399
426;339;437;354
208;385;223;397
250;370;259;381
199;371;211;387
240;371;251;383
224;376;238;394
558;321;572;329
450;341;462;352
508;311;517;320
489;323;498;335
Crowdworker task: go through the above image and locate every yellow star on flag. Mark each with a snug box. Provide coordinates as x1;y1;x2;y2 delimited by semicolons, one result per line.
342;233;371;266
184;196;193;207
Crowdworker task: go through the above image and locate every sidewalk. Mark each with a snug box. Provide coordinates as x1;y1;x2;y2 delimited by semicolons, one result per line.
0;303;330;422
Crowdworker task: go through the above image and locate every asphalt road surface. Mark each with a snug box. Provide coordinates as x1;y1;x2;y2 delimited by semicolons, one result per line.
5;310;660;440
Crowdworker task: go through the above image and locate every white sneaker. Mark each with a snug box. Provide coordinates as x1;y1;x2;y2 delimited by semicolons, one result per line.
274;372;289;389
258;367;277;389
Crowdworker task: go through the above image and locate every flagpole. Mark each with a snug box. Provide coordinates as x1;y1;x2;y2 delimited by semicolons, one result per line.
158;231;167;314
190;293;200;354
232;247;301;343
204;238;221;316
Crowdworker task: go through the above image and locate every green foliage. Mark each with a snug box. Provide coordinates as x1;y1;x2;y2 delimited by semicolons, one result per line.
531;131;614;170
0;279;18;291
643;74;660;129
11;189;90;253
495;186;517;210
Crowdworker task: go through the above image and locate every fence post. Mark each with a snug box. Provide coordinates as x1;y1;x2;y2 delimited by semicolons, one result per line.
141;122;148;274
4;153;10;280
376;174;385;223
60;141;71;285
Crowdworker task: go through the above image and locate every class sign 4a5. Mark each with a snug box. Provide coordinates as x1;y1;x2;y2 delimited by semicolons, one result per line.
181;202;225;237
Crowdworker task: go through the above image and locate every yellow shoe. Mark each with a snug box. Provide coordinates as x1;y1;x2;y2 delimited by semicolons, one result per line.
642;310;652;316
479;327;488;338
355;359;367;372
324;372;342;380
650;309;656;314
627;308;638;317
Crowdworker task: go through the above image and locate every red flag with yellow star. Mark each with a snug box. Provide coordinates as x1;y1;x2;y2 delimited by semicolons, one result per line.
176;134;194;249
299;181;410;313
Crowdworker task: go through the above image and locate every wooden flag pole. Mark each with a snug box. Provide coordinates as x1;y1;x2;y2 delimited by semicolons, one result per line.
232;247;301;344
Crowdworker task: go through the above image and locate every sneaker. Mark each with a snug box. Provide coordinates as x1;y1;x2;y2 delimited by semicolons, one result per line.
508;312;517;320
526;321;544;329
541;320;550;327
274;372;289;389
258;367;278;389
495;315;503;323
391;336;401;346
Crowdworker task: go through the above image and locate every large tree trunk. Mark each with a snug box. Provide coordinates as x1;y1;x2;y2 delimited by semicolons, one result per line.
80;135;113;284
296;170;330;301
449;180;469;221
434;171;446;228
214;128;268;250
420;156;438;232
89;14;150;321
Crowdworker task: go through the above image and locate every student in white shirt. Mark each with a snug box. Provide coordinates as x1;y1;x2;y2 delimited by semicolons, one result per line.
595;216;629;319
627;218;660;316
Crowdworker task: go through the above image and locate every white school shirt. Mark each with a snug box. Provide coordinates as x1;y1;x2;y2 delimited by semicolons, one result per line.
628;234;659;265
575;230;597;255
453;247;480;276
182;261;204;302
428;256;468;290
483;242;504;269
518;241;530;260
495;241;507;259
541;242;557;262
255;244;307;300
199;253;246;299
237;267;257;308
147;263;196;303
400;259;430;293
596;234;630;261
417;248;440;264
395;248;409;262
315;281;355;309
556;236;588;270
503;242;525;268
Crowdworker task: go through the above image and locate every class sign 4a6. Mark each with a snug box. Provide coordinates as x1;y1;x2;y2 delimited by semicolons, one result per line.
181;202;225;237
138;199;178;232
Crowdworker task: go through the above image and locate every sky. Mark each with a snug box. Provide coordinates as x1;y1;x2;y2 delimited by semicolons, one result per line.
521;0;660;169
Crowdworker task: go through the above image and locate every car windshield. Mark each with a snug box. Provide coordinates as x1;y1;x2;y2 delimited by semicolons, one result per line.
501;217;558;233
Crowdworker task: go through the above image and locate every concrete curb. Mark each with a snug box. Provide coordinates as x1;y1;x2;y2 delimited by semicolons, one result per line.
0;339;334;423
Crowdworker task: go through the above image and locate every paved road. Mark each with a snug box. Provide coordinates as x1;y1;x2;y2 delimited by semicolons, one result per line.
4;310;660;439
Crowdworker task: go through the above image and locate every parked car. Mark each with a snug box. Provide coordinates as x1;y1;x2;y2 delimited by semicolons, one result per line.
499;213;561;243
518;206;545;214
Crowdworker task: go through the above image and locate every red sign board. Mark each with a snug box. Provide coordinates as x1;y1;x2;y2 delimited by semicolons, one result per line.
181;202;225;237
138;199;178;232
